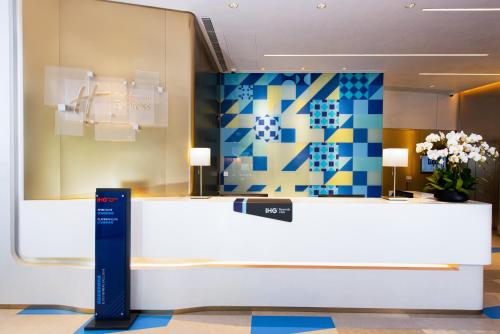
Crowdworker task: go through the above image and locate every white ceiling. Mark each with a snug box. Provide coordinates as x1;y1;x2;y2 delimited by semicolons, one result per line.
112;0;500;93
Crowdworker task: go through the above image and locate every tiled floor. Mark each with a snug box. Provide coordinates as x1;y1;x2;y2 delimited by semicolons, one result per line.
2;308;500;334
1;235;500;334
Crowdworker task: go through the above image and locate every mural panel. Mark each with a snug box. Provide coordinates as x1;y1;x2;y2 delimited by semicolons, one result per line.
220;73;384;197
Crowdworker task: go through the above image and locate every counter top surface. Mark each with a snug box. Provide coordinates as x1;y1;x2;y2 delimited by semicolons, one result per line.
29;196;491;205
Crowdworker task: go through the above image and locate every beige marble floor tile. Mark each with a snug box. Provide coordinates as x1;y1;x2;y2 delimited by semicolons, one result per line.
408;314;485;319
337;329;425;334
484;293;500;307
330;313;418;329
332;312;412;319
0;309;19;321
164;313;251;334
177;310;251;316
0;314;91;334
411;317;500;331
422;330;499;334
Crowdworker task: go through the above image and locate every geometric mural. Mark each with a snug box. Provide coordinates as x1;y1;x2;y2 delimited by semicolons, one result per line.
220;72;383;197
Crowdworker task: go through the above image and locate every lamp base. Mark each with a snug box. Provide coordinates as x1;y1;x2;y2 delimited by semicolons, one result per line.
190;196;211;199
382;196;409;202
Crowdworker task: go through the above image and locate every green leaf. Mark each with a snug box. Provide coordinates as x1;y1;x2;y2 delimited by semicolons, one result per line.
429;183;445;190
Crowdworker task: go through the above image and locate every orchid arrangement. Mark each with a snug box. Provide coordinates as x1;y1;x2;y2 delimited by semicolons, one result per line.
416;131;498;195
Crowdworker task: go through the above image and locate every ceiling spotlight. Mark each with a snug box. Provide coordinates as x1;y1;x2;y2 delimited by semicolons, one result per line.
317;3;327;9
342;67;347;71
261;67;265;71
405;2;416;9
429;84;435;88
301;67;306;70
228;2;239;9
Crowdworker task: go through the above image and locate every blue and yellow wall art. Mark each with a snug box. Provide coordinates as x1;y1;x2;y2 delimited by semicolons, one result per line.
220;73;383;197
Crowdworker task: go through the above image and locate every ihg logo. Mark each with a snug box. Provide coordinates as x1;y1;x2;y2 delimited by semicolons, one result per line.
265;207;278;214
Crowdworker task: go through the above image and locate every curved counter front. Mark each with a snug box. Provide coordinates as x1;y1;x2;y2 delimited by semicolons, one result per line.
11;197;493;311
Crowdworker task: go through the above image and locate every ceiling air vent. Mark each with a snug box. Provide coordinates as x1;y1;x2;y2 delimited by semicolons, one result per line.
201;17;228;72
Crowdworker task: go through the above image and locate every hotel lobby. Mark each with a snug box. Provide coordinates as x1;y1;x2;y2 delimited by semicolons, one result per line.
1;0;500;333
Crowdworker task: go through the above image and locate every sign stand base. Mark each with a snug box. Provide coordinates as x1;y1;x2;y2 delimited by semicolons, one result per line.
85;313;138;330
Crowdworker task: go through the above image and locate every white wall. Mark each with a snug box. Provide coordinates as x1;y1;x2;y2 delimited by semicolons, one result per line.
384;88;458;130
0;0;15;283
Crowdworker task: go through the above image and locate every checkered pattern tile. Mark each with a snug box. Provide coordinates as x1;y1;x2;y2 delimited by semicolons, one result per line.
310;100;340;129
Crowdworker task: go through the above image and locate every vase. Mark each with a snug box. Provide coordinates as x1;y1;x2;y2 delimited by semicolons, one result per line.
434;190;469;202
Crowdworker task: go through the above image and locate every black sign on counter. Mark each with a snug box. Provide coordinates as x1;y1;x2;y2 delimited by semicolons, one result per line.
85;188;138;330
234;198;293;222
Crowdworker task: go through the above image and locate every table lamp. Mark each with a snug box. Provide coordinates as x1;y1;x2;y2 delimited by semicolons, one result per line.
189;147;211;198
383;148;408;201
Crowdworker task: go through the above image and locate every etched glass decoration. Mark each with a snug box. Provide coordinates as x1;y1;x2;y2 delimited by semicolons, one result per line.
44;66;168;141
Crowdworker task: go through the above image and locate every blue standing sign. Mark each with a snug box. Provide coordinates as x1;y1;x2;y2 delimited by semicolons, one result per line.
85;188;137;330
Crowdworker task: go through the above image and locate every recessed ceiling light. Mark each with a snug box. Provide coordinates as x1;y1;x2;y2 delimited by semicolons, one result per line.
317;3;327;9
342;67;347;71
261;67;265;71
405;3;416;9
301;67;306;70
264;53;488;57
228;2;239;9
422;8;500;12
420;73;500;76
429;84;435;88
230;68;237;72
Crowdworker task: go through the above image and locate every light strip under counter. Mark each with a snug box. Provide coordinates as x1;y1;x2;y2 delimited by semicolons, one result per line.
18;256;459;271
130;258;459;271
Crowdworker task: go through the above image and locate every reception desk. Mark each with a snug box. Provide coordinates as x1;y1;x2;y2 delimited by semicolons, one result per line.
15;197;492;311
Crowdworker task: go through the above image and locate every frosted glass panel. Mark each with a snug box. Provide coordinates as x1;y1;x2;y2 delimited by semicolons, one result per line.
54;109;84;136
94;123;136;142
92;77;128;124
44;66;168;139
44;66;88;106
129;86;157;126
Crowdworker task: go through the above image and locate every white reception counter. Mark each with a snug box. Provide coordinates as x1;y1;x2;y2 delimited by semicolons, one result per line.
9;197;493;311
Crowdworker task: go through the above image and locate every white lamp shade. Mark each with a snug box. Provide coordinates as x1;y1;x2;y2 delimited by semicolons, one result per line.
189;148;211;166
383;148;408;167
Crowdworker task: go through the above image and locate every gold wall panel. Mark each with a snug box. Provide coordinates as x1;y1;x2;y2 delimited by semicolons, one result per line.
23;0;195;199
382;129;435;196
23;0;61;199
458;86;500;230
